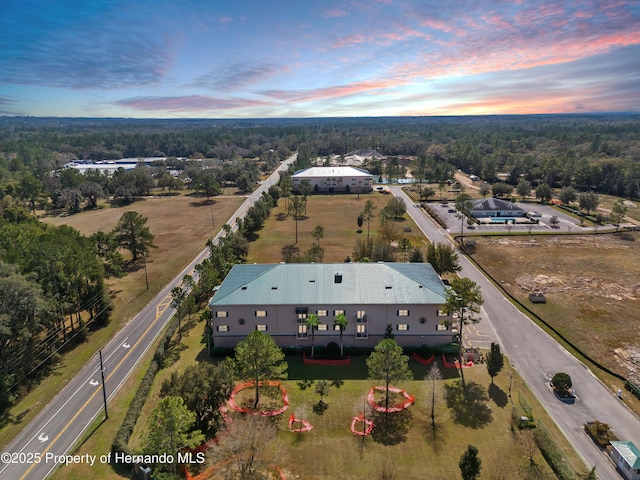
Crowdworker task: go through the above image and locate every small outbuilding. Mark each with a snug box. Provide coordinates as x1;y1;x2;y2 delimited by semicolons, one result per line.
609;441;640;480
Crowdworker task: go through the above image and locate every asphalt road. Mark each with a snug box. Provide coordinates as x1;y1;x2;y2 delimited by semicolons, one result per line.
0;155;296;480
393;186;640;480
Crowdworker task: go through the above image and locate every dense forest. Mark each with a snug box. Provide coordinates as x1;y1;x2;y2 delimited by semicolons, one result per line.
0;114;639;410
2;114;639;203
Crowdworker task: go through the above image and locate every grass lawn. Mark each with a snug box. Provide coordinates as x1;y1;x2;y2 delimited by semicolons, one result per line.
49;277;586;480
247;193;427;264
0;192;242;450
58;316;583;480
470;232;640;415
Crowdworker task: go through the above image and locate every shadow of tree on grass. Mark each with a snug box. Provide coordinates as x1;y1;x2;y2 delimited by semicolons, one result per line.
423;418;447;452
488;383;509;408
371;409;411;446
444;380;493;428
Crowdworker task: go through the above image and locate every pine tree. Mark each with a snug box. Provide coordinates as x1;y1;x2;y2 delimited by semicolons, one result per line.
485;342;504;384
459;444;482;480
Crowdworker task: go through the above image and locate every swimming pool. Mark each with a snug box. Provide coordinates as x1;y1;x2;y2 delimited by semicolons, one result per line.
489;217;520;222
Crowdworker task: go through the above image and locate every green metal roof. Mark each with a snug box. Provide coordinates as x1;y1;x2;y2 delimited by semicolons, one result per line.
210;263;447;307
611;441;640;469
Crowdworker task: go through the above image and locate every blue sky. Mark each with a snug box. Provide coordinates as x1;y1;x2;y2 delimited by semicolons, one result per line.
1;0;639;118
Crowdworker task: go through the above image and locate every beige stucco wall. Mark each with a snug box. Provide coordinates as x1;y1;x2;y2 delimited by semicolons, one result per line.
211;302;453;349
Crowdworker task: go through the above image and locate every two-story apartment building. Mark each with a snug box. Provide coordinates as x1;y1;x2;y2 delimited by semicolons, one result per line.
209;262;453;349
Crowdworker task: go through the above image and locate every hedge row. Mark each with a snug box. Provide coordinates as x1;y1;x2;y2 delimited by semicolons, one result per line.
534;426;577;480
423;205;448;229
111;360;158;462
111;313;181;465
626;380;640;400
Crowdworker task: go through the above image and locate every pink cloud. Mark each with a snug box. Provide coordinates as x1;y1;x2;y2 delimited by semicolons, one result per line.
114;95;272;112
332;34;368;49
219;14;233;24
260;78;403;103
324;8;348;19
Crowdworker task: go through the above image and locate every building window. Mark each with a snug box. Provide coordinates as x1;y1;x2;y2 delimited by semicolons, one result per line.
317;324;328;331
397;309;409;317
437;308;449;316
356;310;367;323
436;323;449;331
397;324;409;331
333;309;344;316
255;310;267;317
297;324;307;339
316;309;328;317
356;324;368;338
215;311;228;318
296;307;308;322
256;324;268;331
334;324;342;331
216;325;229;332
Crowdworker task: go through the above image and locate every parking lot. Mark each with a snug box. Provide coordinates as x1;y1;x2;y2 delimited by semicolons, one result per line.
433;201;594;234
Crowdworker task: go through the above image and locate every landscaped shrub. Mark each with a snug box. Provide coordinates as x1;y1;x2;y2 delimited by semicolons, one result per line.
326;342;341;356
551;372;572;391
584;421;618;448
625;380;640;400
416;344;434;359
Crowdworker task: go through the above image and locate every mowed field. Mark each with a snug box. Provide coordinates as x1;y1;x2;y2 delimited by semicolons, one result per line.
471;232;640;384
247;193;427;264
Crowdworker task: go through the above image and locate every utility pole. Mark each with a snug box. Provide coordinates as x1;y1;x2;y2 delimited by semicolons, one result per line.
99;350;108;419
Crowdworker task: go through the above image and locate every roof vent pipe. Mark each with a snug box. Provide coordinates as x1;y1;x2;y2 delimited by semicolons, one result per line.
334;273;342;284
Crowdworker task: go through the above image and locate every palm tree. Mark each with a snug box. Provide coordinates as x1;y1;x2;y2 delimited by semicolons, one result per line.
305;313;320;358
334;313;348;356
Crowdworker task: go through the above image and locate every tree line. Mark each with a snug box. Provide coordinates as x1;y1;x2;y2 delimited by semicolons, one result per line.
2;114;638;223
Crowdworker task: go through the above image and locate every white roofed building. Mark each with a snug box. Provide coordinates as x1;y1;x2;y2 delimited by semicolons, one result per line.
292;166;373;194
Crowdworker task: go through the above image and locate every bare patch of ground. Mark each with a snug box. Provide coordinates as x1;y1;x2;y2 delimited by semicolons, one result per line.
473;233;640;380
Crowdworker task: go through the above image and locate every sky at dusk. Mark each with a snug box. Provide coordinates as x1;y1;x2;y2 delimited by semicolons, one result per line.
1;0;639;118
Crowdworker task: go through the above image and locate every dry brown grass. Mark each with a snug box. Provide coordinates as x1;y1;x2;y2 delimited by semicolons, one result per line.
44;193;243;317
471;233;640;385
247;193;427;264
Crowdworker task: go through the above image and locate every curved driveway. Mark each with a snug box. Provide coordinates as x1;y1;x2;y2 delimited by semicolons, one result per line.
392;186;640;480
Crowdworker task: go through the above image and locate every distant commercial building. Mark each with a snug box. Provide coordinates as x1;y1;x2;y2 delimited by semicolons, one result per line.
292;166;373;193
471;198;526;218
209;263;453;349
